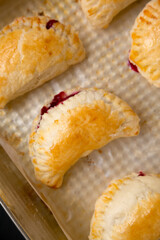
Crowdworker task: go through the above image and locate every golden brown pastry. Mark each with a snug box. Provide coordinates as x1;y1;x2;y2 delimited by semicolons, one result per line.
0;16;85;108
29;88;139;188
80;0;137;29
129;0;160;88
89;172;160;240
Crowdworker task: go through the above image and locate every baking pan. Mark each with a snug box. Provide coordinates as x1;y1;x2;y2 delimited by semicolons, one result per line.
0;0;160;239
0;145;67;240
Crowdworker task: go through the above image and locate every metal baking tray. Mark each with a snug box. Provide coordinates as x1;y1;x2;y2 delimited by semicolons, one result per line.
0;0;160;239
0;146;66;240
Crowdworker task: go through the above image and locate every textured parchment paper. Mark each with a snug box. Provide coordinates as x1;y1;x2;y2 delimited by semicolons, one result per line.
0;0;159;239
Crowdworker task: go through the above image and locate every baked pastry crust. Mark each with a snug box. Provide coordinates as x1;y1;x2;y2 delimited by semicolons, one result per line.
0;16;85;108
29;88;139;188
80;0;136;28
89;173;160;240
129;0;160;87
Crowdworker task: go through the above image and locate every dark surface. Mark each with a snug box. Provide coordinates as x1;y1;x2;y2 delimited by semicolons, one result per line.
0;205;25;240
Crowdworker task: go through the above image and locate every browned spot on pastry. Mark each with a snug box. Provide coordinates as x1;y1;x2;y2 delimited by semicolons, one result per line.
131;33;141;39
88;8;96;16
29;132;36;144
35;167;40;172
44;37;52;44
143;9;157;19
73;33;80;45
32;158;37;164
139;16;151;25
134;130;139;135
37;26;41;31
0;77;7;87
29;138;34;144
0;97;6;107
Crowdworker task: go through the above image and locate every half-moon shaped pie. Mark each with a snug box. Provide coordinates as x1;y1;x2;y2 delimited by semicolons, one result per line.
29;88;139;188
80;0;136;28
0;16;85;108
129;0;160;88
89;172;160;240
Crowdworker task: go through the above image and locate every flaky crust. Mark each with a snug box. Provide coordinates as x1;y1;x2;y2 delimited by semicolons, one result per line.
80;0;136;28
129;0;160;88
0;16;85;108
29;88;139;188
89;173;160;240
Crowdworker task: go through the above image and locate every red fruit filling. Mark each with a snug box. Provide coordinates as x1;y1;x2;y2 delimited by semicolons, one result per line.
37;91;80;128
128;60;139;73
46;19;58;29
138;171;145;177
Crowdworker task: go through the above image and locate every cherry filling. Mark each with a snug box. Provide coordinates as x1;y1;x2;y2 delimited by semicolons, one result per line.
128;60;139;73
46;19;58;29
138;171;146;177
37;91;80;128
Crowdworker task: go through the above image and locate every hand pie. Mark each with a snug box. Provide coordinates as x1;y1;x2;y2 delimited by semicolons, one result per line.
29;88;139;188
129;0;160;88
89;172;160;240
80;0;137;29
0;16;85;108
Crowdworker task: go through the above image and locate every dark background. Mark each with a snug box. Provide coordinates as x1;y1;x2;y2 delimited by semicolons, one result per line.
0;205;25;240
